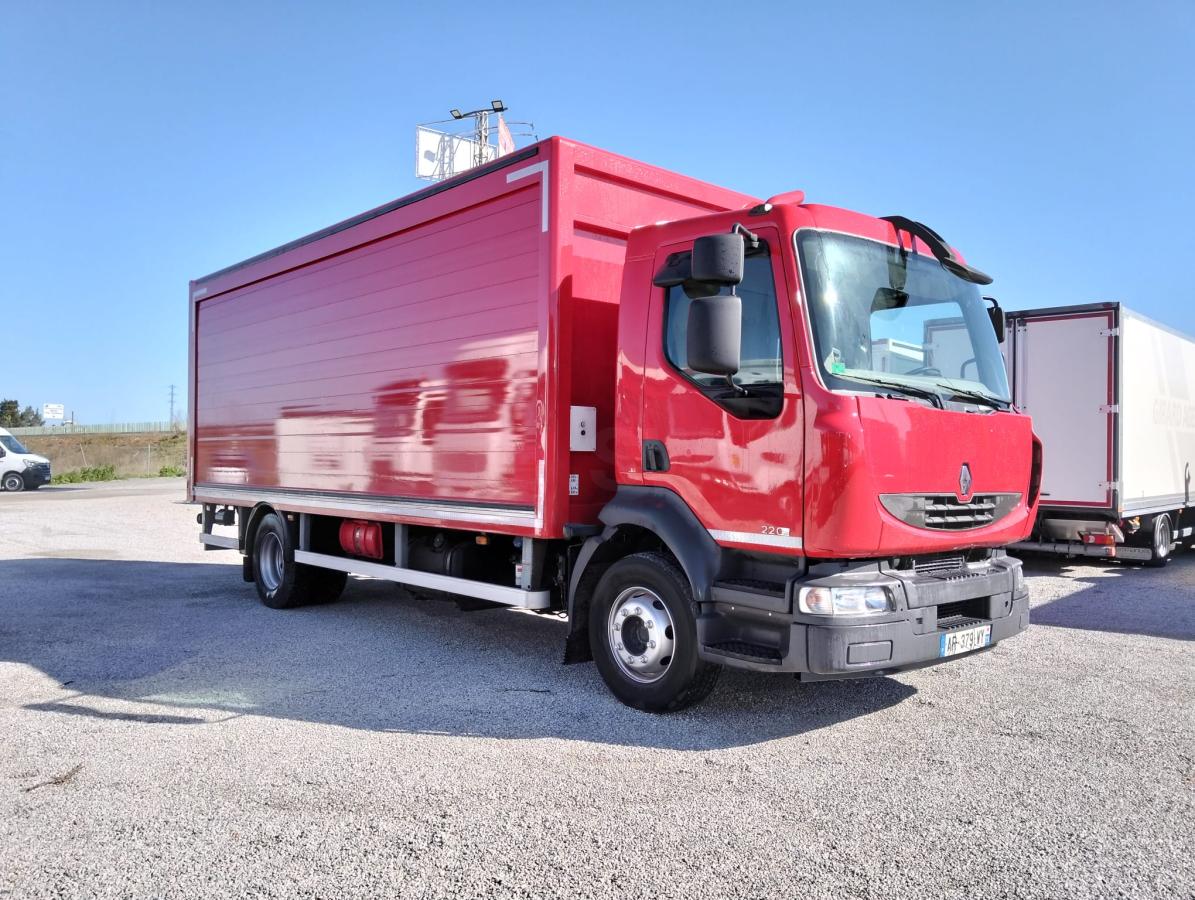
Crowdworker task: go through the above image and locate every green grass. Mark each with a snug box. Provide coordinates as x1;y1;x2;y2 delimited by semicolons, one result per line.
50;463;186;484
51;465;117;484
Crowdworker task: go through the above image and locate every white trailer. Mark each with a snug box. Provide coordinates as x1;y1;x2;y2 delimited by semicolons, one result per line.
1005;302;1195;564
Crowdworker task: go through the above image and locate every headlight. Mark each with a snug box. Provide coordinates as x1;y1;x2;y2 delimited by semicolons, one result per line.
22;459;39;469
798;585;894;616
1012;565;1025;594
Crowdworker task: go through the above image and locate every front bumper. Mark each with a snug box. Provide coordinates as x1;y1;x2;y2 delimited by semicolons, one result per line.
799;592;1028;679
21;463;51;487
699;557;1030;678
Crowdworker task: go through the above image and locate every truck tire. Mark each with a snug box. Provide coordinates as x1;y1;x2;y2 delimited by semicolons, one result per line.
1145;513;1174;568
2;472;24;492
252;514;350;607
252;513;309;609
588;551;721;712
251;512;349;608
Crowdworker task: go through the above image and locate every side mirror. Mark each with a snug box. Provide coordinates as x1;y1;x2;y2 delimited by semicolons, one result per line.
687;294;742;376
691;234;745;286
984;297;1005;343
0;447;5;458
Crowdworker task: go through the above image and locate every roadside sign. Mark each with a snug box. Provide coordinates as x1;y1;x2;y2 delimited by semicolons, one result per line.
43;403;65;421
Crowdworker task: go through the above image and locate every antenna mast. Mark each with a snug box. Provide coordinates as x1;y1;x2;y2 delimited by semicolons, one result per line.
416;101;534;183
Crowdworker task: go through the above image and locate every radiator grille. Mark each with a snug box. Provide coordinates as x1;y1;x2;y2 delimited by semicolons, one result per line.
880;492;1020;532
923;495;999;529
913;554;967;577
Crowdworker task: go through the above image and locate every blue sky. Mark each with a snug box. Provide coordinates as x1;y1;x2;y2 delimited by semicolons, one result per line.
2;1;1191;423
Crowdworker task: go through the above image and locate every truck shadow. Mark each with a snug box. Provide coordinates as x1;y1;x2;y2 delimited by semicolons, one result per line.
1018;553;1195;641
0;558;914;750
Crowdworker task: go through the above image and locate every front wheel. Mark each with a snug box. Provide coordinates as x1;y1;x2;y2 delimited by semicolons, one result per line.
589;552;720;712
2;472;25;492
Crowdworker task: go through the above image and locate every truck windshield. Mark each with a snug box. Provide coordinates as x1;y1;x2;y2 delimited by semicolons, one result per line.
796;230;1010;405
1;435;30;454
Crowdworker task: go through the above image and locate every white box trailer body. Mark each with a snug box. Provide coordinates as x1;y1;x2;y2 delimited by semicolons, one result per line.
1004;302;1195;563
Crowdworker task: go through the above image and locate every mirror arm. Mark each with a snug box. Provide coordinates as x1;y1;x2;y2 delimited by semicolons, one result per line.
730;222;760;251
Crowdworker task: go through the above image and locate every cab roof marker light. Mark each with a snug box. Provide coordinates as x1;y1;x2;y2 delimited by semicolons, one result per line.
764;190;805;206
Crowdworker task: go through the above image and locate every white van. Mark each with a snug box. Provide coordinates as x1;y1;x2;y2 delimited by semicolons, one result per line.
0;427;51;491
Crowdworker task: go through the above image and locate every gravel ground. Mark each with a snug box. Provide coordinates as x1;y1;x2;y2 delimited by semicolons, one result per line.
1;480;1192;899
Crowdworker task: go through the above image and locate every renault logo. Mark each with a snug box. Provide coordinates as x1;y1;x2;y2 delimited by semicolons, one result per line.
959;463;973;499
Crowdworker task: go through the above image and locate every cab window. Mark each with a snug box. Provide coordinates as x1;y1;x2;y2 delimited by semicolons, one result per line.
663;248;783;418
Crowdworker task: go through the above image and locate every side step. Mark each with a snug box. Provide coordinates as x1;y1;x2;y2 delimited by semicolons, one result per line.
710;579;789;614
703;641;784;665
294;549;551;610
703;580;789;667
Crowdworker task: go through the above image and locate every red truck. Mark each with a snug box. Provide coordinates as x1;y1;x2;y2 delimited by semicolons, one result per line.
190;136;1037;711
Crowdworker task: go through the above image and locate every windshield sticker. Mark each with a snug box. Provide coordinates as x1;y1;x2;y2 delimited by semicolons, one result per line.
826;347;846;374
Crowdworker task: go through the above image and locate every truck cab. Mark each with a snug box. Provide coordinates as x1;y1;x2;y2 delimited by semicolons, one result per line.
0;427;51;492
567;197;1038;705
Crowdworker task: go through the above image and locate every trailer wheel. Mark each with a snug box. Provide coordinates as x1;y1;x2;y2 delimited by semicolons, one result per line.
1145;513;1174;568
588;552;721;712
2;472;25;492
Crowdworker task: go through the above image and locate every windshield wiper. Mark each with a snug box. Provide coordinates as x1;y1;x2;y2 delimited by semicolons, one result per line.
934;383;1010;409
840;373;944;409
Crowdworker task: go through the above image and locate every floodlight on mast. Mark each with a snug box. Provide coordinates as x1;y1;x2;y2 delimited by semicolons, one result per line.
415;101;533;182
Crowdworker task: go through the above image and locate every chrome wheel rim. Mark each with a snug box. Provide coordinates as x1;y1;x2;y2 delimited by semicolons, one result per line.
1155;516;1171;559
607;586;675;684
259;532;285;592
3;474;21;491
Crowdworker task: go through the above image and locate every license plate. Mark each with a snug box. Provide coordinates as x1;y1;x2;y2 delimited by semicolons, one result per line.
939;624;992;657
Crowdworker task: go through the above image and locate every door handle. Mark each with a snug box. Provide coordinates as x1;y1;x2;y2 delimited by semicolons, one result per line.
642;440;670;473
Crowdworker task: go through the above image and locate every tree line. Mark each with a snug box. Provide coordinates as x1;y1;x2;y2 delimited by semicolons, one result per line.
0;399;45;428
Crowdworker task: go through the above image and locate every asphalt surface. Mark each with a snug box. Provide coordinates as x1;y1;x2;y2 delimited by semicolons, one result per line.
1;480;1192;899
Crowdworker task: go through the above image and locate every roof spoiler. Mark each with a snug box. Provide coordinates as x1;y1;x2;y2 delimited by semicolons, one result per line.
881;215;993;286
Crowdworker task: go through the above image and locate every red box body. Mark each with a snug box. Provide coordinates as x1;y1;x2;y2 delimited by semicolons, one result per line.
188;137;753;538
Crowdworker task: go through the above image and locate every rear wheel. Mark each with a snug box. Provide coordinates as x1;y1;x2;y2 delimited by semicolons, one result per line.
251;512;348;608
589;552;721;712
1145;513;1174;568
2;472;24;492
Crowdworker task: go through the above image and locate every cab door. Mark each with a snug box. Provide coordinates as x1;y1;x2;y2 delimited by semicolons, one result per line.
640;228;804;555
